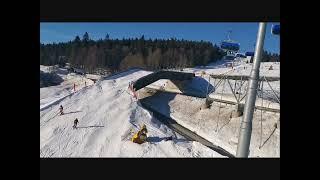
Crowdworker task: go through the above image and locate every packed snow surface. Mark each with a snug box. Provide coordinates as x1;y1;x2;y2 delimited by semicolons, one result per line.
40;67;225;157
40;59;279;157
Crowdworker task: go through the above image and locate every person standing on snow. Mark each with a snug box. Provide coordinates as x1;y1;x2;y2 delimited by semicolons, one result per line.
269;65;273;70
73;118;79;129
128;81;132;91
133;88;138;99
59;105;64;116
85;81;87;87
73;83;76;92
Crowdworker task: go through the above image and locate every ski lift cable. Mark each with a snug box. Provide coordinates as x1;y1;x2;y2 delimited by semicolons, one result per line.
206;76;211;97
208;68;236;95
263;76;280;104
237;75;243;101
259;81;264;148
215;77;226;132
260;123;277;149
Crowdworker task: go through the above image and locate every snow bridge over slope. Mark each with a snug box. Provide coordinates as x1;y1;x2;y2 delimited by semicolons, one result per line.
132;70;195;91
132;70;280;113
132;70;213;98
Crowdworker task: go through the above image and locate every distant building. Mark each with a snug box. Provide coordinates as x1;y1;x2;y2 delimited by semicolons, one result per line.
68;67;85;75
65;63;70;69
74;68;85;75
235;53;246;58
223;55;235;61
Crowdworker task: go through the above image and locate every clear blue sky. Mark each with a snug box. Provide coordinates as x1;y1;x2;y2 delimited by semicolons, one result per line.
40;23;280;54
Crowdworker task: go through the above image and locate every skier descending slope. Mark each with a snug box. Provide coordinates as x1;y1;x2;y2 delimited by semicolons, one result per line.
128;81;138;100
59;105;64;116
73;118;79;129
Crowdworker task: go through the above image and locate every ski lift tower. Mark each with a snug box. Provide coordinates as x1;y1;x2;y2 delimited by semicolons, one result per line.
236;23;280;157
236;23;267;157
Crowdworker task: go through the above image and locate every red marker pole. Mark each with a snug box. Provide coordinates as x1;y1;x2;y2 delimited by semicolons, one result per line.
133;88;137;99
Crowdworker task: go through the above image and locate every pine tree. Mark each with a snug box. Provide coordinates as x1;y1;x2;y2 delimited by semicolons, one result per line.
83;32;90;43
74;36;81;44
105;34;110;40
40;34;225;72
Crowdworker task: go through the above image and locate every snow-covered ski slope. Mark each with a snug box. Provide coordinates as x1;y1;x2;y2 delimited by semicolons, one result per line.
40;68;225;157
40;65;95;110
40;59;279;157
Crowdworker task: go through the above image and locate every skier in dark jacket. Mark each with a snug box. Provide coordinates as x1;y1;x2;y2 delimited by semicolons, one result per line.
73;118;79;129
59;105;64;115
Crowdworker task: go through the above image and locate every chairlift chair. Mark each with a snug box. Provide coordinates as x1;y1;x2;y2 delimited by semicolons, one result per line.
220;30;240;58
271;24;280;35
